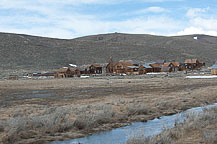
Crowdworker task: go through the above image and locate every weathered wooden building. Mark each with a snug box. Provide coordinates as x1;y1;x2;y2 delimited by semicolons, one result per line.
139;64;153;74
211;65;217;75
112;62;134;74
89;64;103;74
74;67;88;77
184;59;204;70
126;65;139;75
161;62;175;72
150;63;161;72
56;67;75;78
106;61;118;73
171;62;183;71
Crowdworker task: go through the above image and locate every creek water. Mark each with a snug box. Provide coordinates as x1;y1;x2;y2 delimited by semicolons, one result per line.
50;103;217;144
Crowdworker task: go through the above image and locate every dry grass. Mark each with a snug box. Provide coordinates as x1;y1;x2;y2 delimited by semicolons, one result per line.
2;107;72;143
73;105;116;130
1;78;217;143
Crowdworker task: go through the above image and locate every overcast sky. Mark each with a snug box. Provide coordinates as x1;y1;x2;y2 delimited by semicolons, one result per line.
0;0;217;39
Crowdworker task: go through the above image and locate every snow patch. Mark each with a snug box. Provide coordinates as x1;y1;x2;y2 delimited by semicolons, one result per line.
147;72;167;75
80;76;90;78
193;36;198;40
186;75;217;79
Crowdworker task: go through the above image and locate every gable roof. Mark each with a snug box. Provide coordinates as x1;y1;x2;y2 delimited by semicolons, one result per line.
150;63;161;68
162;62;174;67
91;64;102;68
184;59;198;64
59;67;74;73
172;62;181;67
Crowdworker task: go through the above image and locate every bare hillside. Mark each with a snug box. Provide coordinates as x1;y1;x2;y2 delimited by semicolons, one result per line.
0;32;217;70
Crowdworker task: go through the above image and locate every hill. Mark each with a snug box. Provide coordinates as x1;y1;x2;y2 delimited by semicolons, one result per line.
0;32;217;70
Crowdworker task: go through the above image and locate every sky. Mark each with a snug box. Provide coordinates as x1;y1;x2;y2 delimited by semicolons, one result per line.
0;0;217;39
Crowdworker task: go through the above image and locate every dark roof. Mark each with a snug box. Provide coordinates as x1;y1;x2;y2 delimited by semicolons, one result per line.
172;62;181;67
184;59;198;64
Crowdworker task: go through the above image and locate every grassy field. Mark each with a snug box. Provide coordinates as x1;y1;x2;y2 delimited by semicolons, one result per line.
1;75;217;143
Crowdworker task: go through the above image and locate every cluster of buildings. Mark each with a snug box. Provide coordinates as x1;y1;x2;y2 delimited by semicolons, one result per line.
26;58;208;78
106;59;205;75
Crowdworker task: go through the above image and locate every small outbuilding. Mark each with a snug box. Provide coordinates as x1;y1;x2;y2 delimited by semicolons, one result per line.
211;65;217;75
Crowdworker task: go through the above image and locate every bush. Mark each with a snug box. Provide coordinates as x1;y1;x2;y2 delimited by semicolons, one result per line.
73;105;115;130
3;107;72;143
127;105;150;116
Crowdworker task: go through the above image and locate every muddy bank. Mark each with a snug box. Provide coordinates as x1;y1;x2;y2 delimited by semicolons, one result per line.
0;77;217;143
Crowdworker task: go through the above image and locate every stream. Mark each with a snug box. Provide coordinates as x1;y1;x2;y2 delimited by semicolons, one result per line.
50;103;217;144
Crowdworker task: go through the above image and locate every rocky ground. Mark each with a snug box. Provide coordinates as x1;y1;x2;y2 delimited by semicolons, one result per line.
0;73;217;144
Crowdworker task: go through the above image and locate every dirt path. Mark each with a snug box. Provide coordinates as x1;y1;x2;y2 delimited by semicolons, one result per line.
0;77;217;143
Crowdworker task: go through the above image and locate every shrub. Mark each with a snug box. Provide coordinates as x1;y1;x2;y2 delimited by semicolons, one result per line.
127;105;150;116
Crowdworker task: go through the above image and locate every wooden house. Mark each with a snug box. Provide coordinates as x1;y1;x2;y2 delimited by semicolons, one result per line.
89;64;103;74
106;62;118;73
171;62;182;71
56;67;75;78
184;59;203;70
75;67;88;76
126;65;139;75
161;62;175;72
112;62;134;74
139;64;153;74
211;65;217;75
150;63;161;72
